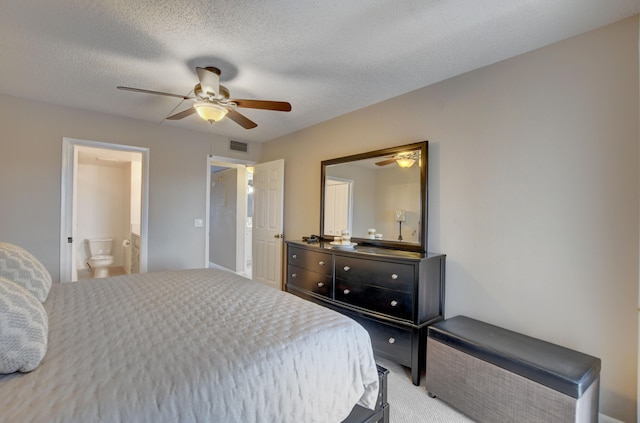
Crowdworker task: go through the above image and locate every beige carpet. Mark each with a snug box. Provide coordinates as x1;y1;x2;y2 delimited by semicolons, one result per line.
376;357;476;423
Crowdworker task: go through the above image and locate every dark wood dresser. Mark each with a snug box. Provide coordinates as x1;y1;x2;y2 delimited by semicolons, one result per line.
286;240;445;385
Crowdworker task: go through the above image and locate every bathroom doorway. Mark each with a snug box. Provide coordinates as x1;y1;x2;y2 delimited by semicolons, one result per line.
60;138;149;282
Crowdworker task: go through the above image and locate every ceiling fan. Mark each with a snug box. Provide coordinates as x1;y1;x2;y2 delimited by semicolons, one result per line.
376;151;421;168
117;67;291;129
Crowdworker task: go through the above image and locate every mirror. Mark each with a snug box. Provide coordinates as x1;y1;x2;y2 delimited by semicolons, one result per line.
320;141;428;253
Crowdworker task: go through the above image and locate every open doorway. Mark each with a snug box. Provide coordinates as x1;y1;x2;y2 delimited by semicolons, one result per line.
206;156;254;278
60;138;149;282
205;156;285;288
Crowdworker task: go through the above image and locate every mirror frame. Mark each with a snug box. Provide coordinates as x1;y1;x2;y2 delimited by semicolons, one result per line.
320;141;428;253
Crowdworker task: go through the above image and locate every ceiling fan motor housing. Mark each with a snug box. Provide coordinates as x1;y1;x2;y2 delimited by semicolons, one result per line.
197;67;221;98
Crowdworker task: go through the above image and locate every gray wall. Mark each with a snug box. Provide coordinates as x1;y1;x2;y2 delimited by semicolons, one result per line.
261;17;639;422
0;94;262;280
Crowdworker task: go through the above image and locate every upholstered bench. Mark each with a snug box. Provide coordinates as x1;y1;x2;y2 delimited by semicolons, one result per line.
425;316;601;423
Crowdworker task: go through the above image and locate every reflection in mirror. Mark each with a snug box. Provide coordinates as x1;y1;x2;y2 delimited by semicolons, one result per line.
321;141;428;252
323;177;353;236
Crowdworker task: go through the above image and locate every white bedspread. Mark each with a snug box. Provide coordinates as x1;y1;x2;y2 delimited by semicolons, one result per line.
0;268;379;423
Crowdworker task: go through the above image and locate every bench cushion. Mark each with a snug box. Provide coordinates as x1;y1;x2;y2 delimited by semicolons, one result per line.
428;316;601;399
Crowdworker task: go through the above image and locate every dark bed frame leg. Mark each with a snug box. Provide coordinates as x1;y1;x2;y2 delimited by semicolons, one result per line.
381;404;390;423
341;365;390;423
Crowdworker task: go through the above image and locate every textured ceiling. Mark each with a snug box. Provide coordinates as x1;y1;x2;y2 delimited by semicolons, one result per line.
0;1;638;143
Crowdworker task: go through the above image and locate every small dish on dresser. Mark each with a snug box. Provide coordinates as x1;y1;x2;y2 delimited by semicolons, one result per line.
330;242;357;250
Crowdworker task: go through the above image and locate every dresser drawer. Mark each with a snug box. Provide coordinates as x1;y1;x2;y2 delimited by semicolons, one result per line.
288;246;333;276
335;256;414;293
350;315;412;367
287;265;333;298
335;281;413;321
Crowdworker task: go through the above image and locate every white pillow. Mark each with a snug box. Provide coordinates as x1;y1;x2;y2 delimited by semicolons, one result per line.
0;242;52;303
0;276;48;373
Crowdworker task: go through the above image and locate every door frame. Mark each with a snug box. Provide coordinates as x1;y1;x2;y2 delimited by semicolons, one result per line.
204;155;255;273
60;138;149;282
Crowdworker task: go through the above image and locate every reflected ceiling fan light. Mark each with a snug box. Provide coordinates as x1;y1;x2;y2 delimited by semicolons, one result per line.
396;158;415;168
194;101;228;123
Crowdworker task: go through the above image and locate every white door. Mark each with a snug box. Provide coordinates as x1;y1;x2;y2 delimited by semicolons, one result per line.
334;182;350;234
252;159;284;289
324;178;351;236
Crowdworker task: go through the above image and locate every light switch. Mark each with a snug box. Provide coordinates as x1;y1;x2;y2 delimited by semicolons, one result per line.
194;218;204;228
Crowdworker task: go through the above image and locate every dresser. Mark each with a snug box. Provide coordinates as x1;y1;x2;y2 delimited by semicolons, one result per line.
286;240;445;385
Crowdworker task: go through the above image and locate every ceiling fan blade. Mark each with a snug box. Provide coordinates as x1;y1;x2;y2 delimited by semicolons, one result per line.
231;99;292;112
196;67;221;97
226;108;258;129
117;86;193;100
166;107;196;120
375;158;397;166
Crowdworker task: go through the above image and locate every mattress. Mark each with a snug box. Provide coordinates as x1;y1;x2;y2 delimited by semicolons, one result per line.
0;268;379;423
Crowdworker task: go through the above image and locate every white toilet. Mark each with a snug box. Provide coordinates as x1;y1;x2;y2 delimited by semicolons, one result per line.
86;238;114;278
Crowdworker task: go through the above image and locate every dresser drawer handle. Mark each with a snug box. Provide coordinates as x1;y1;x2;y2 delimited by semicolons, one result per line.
391;273;398;280
319;261;325;266
292;254;297;259
388;337;396;344
390;300;398;307
343;289;350;295
291;273;297;278
317;282;324;288
343;266;350;271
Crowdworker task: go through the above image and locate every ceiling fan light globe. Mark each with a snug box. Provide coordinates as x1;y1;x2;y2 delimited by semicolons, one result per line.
194;101;228;123
396;158;415;168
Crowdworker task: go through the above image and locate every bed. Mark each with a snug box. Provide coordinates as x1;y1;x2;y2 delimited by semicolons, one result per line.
0;243;384;423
